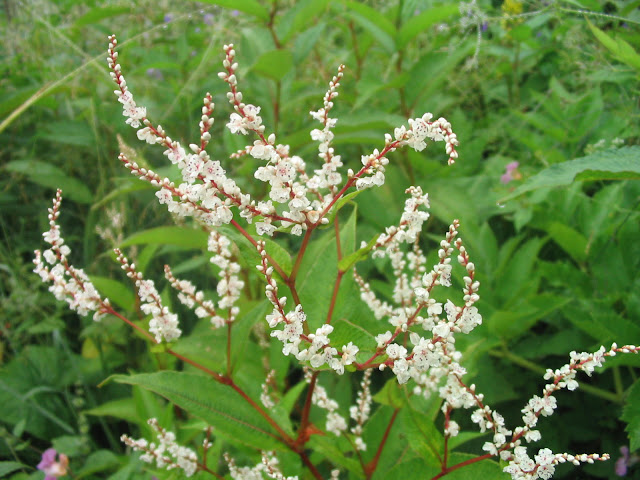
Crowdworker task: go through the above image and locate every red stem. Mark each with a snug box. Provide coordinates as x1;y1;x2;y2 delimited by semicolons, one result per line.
226;322;232;376
296;372;318;445
364;408;399;479
430;454;494;480
326;271;344;325
230;219;288;281
289;227;314;283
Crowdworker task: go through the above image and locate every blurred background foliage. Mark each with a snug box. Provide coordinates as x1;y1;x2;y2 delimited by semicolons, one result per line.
1;0;639;478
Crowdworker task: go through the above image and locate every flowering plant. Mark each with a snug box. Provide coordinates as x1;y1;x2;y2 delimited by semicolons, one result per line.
32;34;639;480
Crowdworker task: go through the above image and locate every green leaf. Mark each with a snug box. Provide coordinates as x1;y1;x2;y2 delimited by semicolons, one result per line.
500;146;640;202
197;0;269;20
405;41;474;107
588;20;640;71
89;276;135;311
216;225;292;278
324;189;365;226
91;181;153;211
76;450;120;478
622;379;640;450
120;226;208;249
0;462;28;477
251;50;294;81
543;222;588;263
346;2;396;53
373;378;407;408
111;372;282;450
382;458;439;480
84;397;139;423
4;160;93;204
488;294;571;340
40;121;95;147
444;453;504;479
293;22;326;63
73;6;130;27
308;435;361;473
298;205;357;330
396;4;459;50
338;233;379;273
279;0;329;44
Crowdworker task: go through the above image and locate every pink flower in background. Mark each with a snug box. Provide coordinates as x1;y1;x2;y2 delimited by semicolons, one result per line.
37;449;68;480
501;161;520;184
616;446;639;476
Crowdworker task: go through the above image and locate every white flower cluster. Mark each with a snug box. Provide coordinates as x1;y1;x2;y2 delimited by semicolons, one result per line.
355;198;482;387
256;242;358;374
349;369;372;451
121;418;198;477
307;64;345;194
456;343;639;479
260;370;276;409
107;36;146;129
164;265;226;328
218;44;317;237
304;370;348;436
208;230;244;319
224;451;298;480
33;190;109;322
107;35;458;241
115;249;181;343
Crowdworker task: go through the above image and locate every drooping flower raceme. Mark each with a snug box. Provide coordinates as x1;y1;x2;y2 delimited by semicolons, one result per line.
121;418;198;477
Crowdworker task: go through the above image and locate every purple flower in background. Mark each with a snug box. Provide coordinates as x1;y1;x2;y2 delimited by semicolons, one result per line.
203;13;214;25
146;68;164;81
37;449;69;480
500;161;520;184
232;10;239;17
481;22;488;32
616;446;640;476
164;14;172;23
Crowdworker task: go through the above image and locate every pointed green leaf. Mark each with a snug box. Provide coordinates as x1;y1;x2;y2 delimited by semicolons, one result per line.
588;20;640;71
73;6;131;27
338;233;379;273
622;379;640;450
396;4;459;50
197;0;269;20
0;462;28;476
89;276;135;311
4;160;93;204
346;2;396;53
111;372;282;450
120;226;208;249
500;146;640;202
251;50;294;81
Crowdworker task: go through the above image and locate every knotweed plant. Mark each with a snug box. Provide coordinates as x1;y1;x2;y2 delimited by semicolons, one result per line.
33;34;639;480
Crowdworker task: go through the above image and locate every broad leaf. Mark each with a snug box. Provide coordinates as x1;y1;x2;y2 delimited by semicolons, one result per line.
120;226;208;249
5;160;93;204
396;4;459;50
622;379;640;450
111;372;283;450
251;50;294;81
500;146;640;202
198;0;269;20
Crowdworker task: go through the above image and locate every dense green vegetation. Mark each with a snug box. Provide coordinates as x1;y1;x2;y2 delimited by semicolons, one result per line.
1;1;639;479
